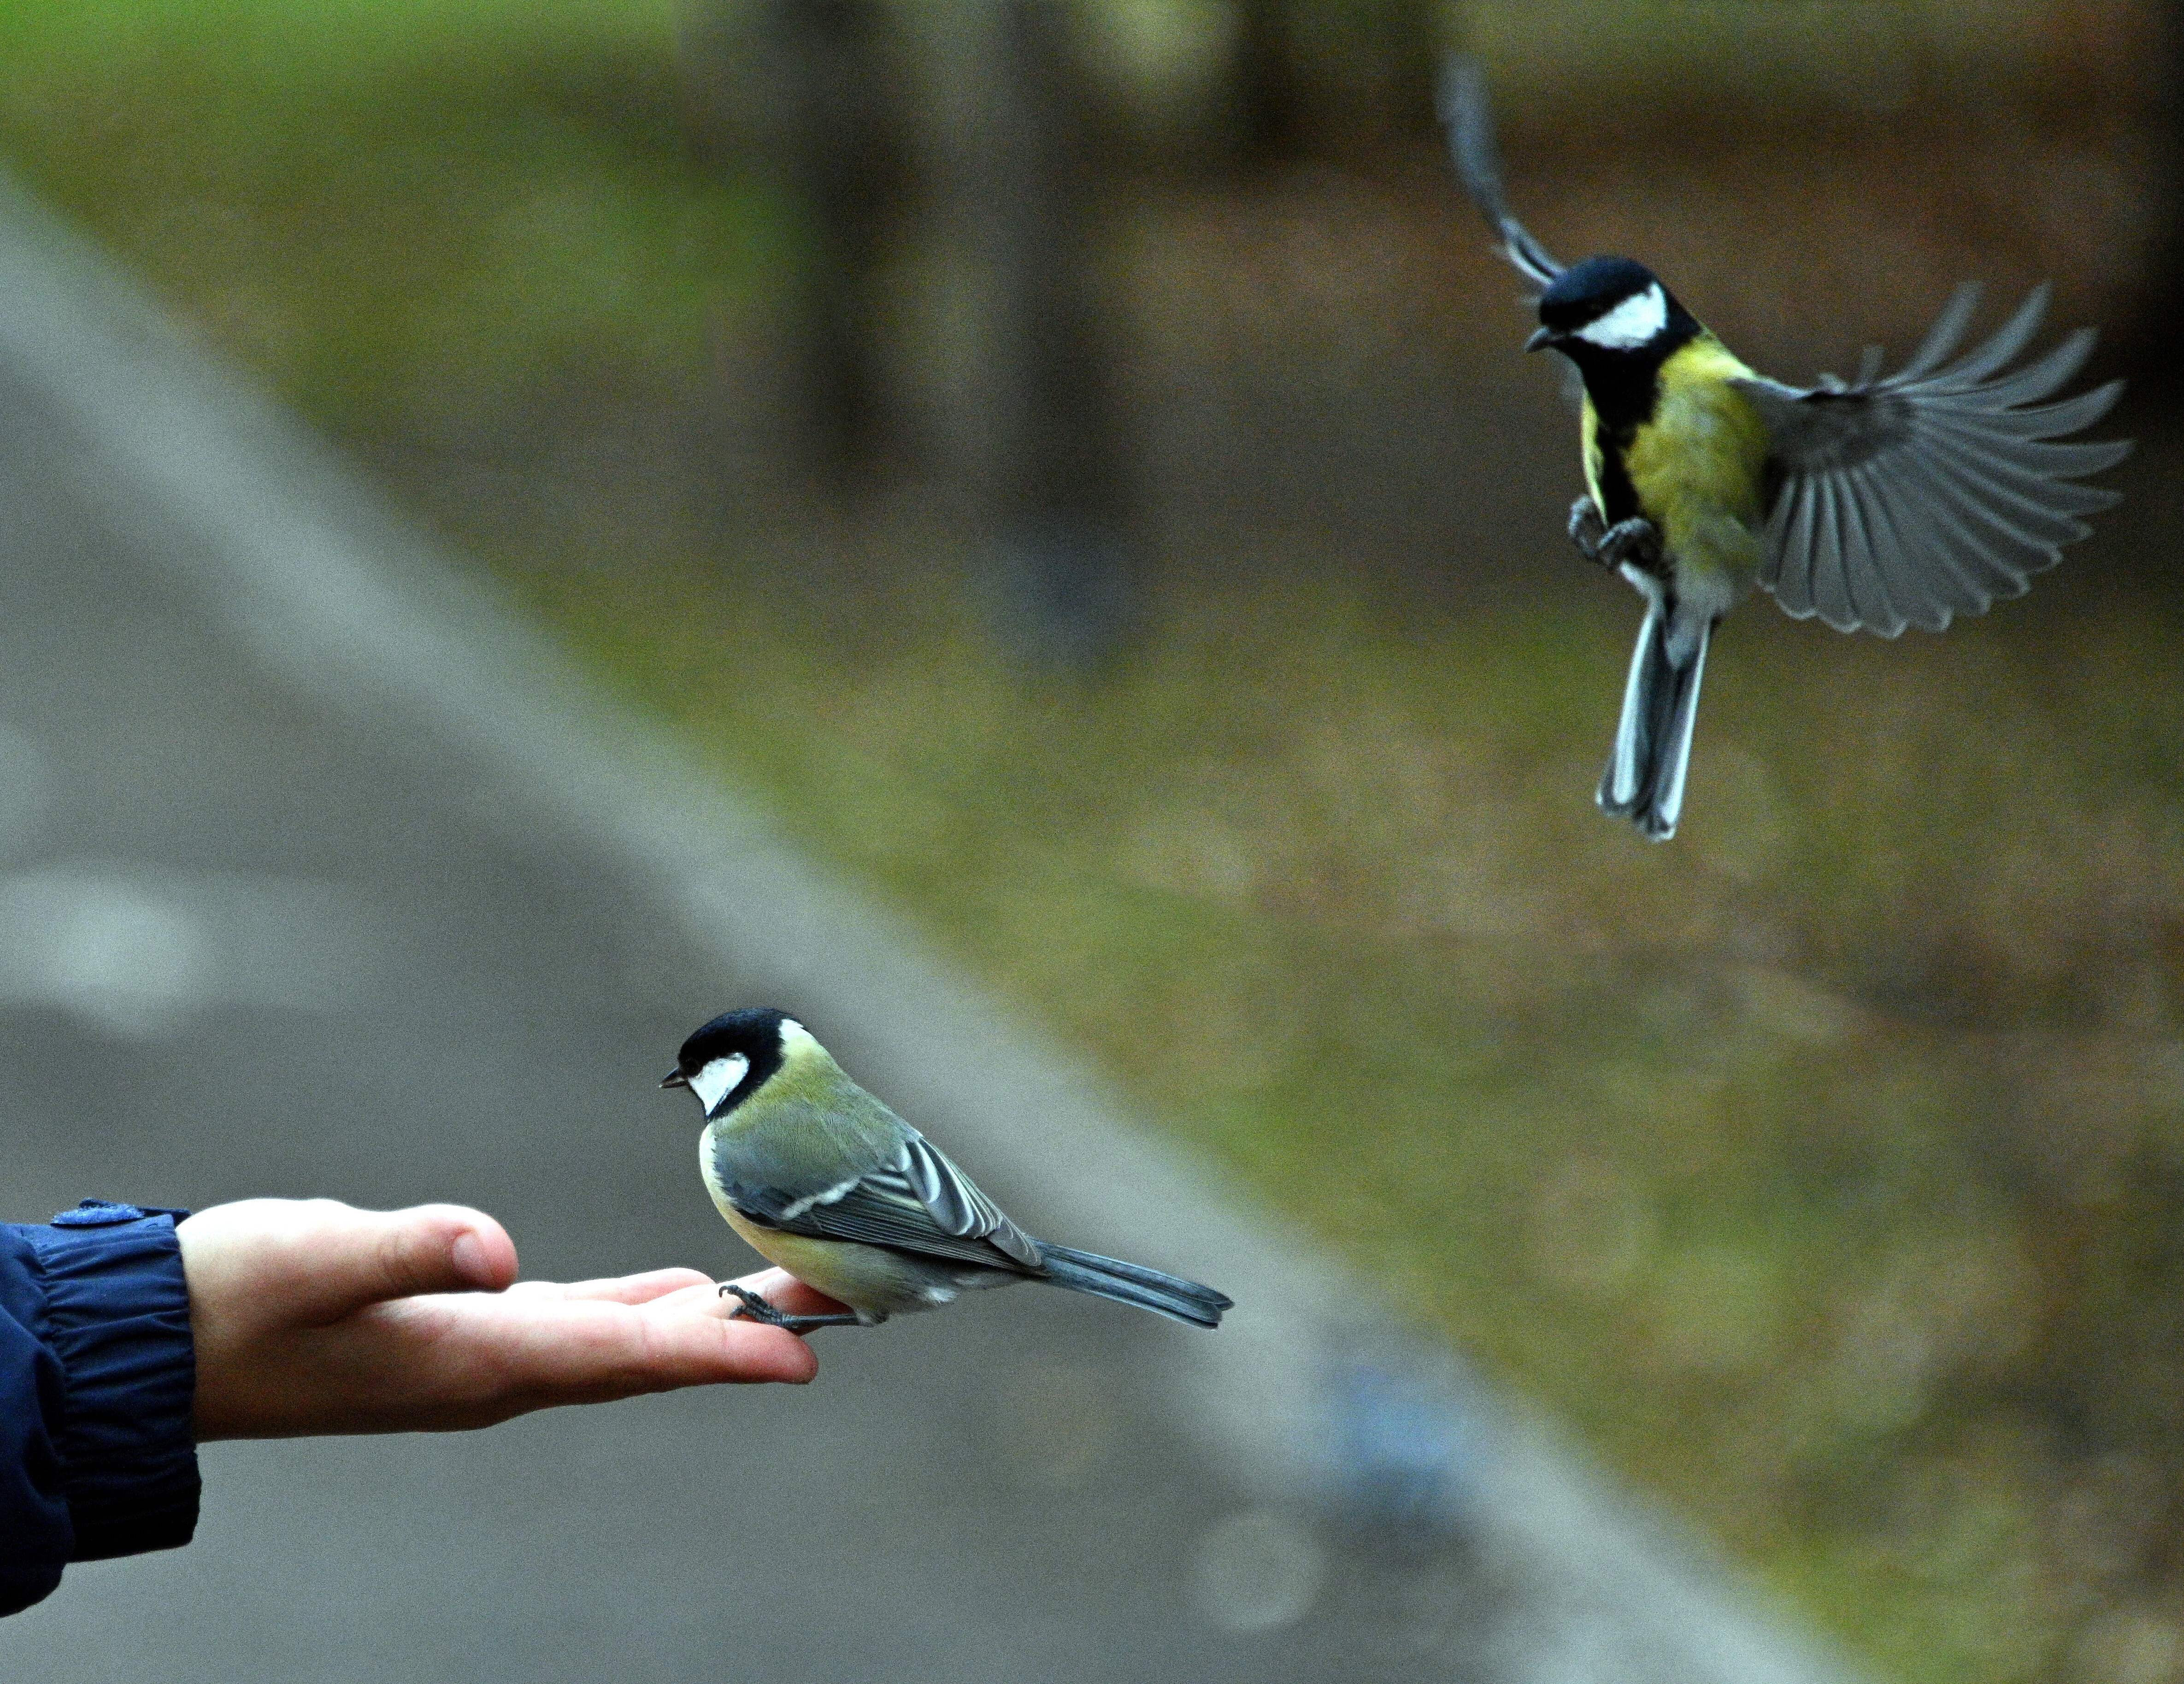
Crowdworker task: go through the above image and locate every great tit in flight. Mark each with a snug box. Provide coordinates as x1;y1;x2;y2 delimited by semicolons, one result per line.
661;1007;1232;1332
1440;59;2128;840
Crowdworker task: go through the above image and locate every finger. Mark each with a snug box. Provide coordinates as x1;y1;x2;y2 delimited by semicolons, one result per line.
521;1268;716;1306
419;1293;823;1410
367;1205;519;1303
267;1202;518;1324
717;1269;850;1321
446;1216;520;1293
638;1315;822;1386
613;1306;821;1387
636;1270;850;1322
201;1289;823;1436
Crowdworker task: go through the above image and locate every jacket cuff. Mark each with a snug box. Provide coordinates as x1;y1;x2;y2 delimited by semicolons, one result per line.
30;1202;200;1561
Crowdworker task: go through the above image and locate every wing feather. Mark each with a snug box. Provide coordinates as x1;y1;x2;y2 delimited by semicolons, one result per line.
1738;285;2126;635
1771;476;1822;620
719;1129;1043;1272
1437;56;1561;286
1906;460;2021;602
1926;284;2049;389
1810;475;1854;631
1855;467;1961;630
1918;430;2109;532
1939;379;2122;440
897;1132;1041;1264
1911;450;2081;596
1837;463;1907;636
1873;463;1997;619
1969;327;2097;408
1891;282;1983;382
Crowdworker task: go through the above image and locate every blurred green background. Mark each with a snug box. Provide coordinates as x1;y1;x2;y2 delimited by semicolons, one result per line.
0;2;2174;1680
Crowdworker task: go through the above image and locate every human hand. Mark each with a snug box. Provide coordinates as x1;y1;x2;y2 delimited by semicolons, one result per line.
177;1198;836;1440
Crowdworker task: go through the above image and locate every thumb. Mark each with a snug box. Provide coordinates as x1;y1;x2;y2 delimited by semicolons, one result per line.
197;1199;520;1327
319;1204;519;1317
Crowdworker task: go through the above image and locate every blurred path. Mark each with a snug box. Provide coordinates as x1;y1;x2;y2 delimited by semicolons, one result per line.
0;177;1853;1684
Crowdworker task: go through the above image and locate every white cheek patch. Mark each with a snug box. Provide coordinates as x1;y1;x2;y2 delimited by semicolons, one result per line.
689;1052;750;1115
1576;283;1667;350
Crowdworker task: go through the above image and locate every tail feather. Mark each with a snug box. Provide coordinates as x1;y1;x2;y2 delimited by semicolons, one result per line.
1597;605;1711;841
1036;1242;1231;1329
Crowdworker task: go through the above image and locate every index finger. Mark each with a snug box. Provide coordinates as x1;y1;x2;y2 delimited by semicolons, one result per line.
507;1268;716;1306
647;1269;853;1323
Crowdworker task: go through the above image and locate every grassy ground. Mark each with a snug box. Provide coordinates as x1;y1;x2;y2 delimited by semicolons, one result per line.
2;6;2178;1683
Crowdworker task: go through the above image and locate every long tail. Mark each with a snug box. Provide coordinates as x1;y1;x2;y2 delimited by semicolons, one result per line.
1036;1242;1232;1329
1597;604;1712;841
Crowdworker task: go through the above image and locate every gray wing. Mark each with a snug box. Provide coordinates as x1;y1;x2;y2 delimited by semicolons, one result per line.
1734;284;2129;637
720;1124;1043;1273
1437;56;1561;287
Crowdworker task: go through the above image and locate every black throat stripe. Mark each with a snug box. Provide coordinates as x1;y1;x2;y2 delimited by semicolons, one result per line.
1592;435;1641;528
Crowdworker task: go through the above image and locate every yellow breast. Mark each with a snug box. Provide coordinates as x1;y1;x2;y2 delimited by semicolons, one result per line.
1622;337;1770;531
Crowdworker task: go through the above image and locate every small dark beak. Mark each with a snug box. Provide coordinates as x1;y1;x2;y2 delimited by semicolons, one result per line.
1525;326;1559;353
660;1070;689;1090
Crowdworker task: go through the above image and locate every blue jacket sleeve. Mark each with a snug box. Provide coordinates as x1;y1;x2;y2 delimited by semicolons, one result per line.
0;1201;200;1618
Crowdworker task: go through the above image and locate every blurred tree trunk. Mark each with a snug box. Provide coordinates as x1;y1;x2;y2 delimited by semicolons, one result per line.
972;0;1137;667
761;0;904;479
681;0;1131;662
2150;0;2184;384
1233;0;1306;167
682;0;908;486
1230;0;1443;165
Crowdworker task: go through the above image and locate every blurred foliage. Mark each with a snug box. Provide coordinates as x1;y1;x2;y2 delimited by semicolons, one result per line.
0;0;786;456
0;5;2178;1684
1462;0;2146;115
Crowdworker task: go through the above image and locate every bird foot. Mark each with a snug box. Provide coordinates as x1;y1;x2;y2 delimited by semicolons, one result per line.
1567;496;1608;564
1597;517;1665;579
718;1282;863;1333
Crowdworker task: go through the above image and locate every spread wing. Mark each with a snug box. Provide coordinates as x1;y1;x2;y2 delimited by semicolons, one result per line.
1437;56;1561;287
1734;284;2129;637
716;1121;1043;1274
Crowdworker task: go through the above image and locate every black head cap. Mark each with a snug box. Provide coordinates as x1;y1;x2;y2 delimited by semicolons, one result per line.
660;1006;795;1116
1539;255;1656;325
1530;255;1693;359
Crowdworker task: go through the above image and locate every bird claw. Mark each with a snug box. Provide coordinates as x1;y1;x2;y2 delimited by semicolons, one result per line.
718;1282;863;1333
1597;517;1665;579
1568;502;1663;579
1567;496;1608;564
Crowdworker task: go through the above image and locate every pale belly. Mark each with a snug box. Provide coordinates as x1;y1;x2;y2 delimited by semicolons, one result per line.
712;1192;1025;1323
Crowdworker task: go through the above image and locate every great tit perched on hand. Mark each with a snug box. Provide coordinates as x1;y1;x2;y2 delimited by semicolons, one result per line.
661;1008;1232;1332
1439;59;2128;841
